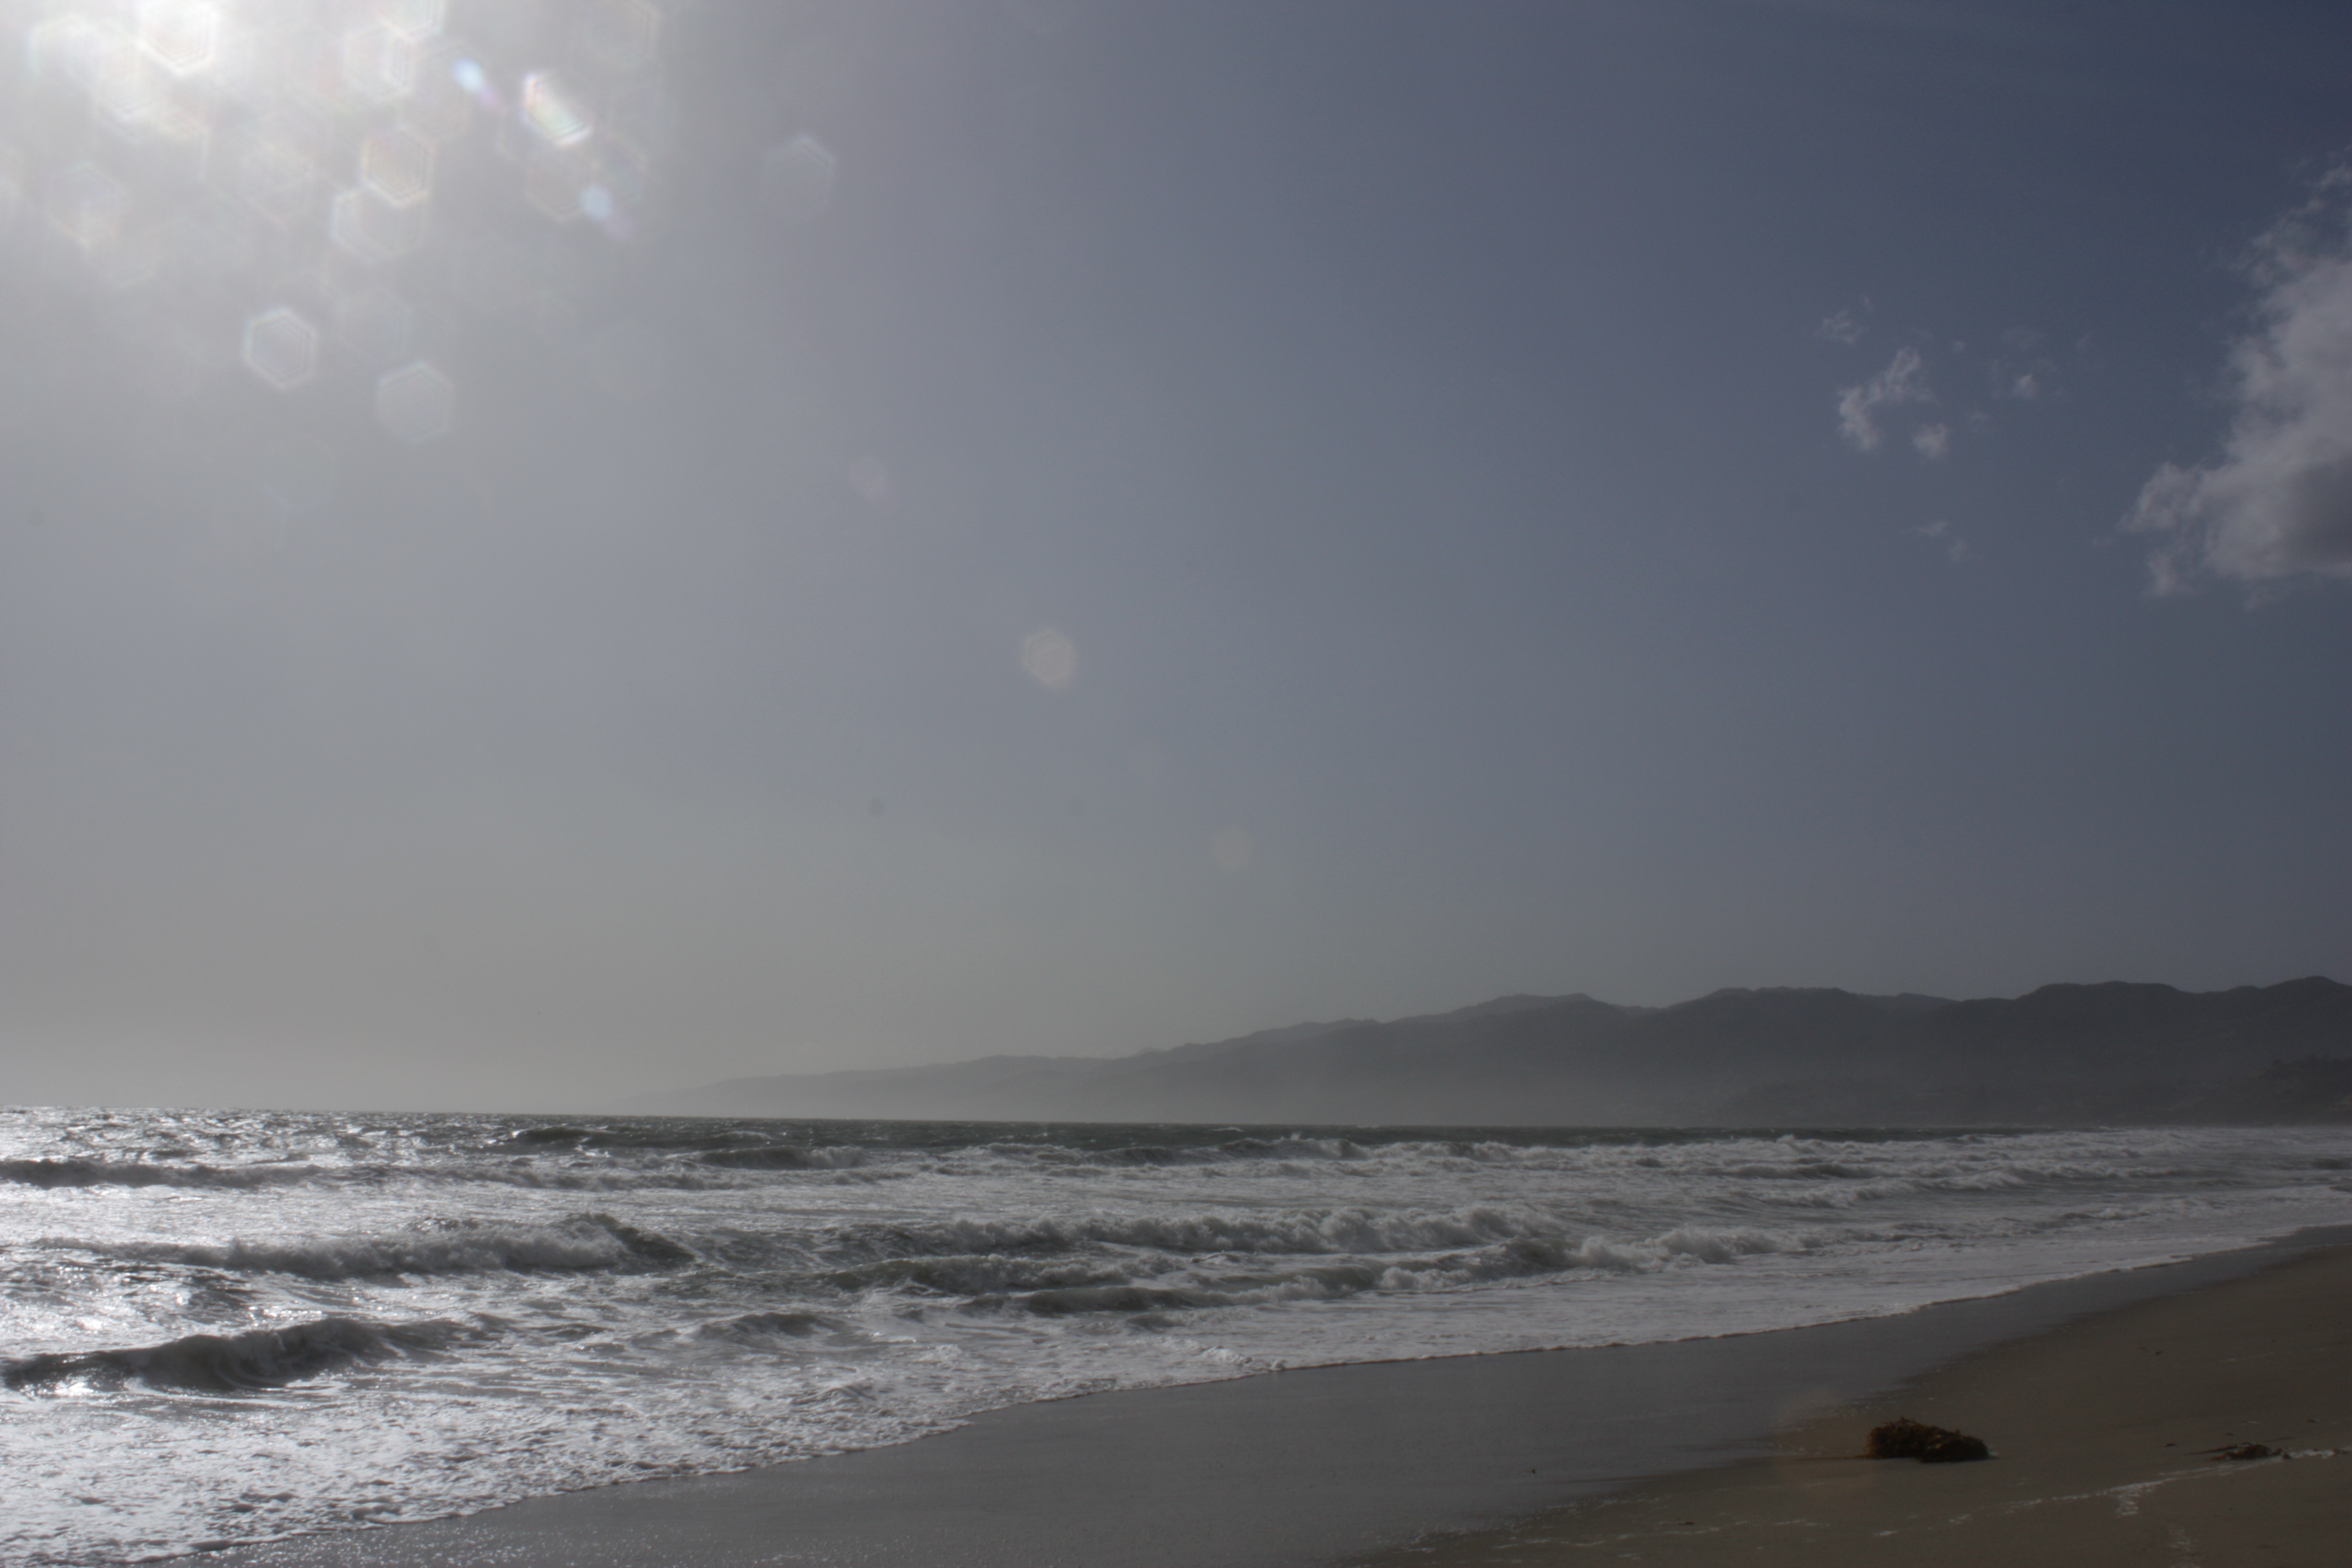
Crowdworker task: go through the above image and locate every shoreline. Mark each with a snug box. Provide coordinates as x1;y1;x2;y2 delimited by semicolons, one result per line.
1369;1237;2352;1566
191;1225;2352;1568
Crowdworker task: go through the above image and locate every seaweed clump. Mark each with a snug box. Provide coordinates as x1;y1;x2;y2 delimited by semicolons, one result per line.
1866;1417;1991;1463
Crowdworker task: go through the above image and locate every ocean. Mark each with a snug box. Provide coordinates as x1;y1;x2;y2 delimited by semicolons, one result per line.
2;1107;2348;1565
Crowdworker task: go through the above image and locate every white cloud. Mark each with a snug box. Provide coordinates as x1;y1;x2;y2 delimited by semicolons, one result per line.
1836;345;1931;450
2127;173;2352;592
1817;306;1867;345
1912;422;1951;460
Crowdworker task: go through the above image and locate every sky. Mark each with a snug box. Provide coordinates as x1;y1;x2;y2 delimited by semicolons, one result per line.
1;0;2347;1112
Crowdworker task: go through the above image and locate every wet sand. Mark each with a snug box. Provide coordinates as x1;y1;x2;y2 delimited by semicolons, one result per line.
196;1231;2349;1568
1371;1243;2352;1567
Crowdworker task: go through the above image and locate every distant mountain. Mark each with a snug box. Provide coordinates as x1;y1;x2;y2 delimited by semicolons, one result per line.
627;978;2352;1127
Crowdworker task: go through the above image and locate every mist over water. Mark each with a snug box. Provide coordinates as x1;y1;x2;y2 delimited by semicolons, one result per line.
3;1106;2348;1564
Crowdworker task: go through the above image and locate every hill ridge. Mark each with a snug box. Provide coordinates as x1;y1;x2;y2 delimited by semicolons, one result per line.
625;977;2351;1126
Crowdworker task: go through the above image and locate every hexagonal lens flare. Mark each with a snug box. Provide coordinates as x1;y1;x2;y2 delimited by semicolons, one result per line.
375;0;447;42
137;0;220;76
375;360;454;442
5;0;673;427
360;127;433;206
241;307;320;390
340;21;417;105
1022;628;1077;692
521;73;591;147
762;134;836;220
235;126;319;225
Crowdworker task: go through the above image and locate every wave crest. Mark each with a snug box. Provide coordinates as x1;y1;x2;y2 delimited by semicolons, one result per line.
85;1213;696;1281
3;1317;462;1395
0;1158;320;1191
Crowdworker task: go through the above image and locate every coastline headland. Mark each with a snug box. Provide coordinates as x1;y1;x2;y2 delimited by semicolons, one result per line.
631;978;2352;1128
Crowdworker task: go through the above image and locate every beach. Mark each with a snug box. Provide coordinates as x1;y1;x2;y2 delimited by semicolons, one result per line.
193;1229;2350;1568
22;1113;2348;1563
1377;1240;2352;1567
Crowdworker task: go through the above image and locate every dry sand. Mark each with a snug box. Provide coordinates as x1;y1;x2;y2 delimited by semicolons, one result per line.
1370;1244;2352;1568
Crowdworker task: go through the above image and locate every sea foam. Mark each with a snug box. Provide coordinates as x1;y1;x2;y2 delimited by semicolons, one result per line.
0;1107;2344;1567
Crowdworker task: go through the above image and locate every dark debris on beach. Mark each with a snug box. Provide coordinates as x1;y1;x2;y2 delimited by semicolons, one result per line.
1865;1417;1992;1463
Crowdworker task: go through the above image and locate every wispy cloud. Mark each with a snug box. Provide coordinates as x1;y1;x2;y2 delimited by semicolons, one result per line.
2127;171;2352;593
1991;328;2055;403
1912;422;1952;460
1817;304;1869;345
1836;345;1931;450
1915;519;1970;562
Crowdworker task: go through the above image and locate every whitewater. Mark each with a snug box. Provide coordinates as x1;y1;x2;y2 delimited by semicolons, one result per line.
2;1108;2348;1565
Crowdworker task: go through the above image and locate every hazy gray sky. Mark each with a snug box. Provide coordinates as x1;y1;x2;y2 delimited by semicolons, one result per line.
2;0;2346;1110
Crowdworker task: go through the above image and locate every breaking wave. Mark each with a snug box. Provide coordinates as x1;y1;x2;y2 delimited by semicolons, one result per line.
3;1104;2343;1568
821;1203;1606;1262
955;1224;1796;1316
0;1158;323;1191
81;1213;697;1281
3;1317;464;1395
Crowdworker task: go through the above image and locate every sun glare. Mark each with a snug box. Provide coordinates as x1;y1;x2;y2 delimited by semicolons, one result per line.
1;0;672;427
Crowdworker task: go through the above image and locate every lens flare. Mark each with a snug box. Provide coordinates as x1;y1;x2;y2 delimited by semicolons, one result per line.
519;70;590;146
761;132;835;221
1022;628;1077;692
0;0;679;437
135;0;219;76
374;357;451;442
358;125;432;206
240;304;318;389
